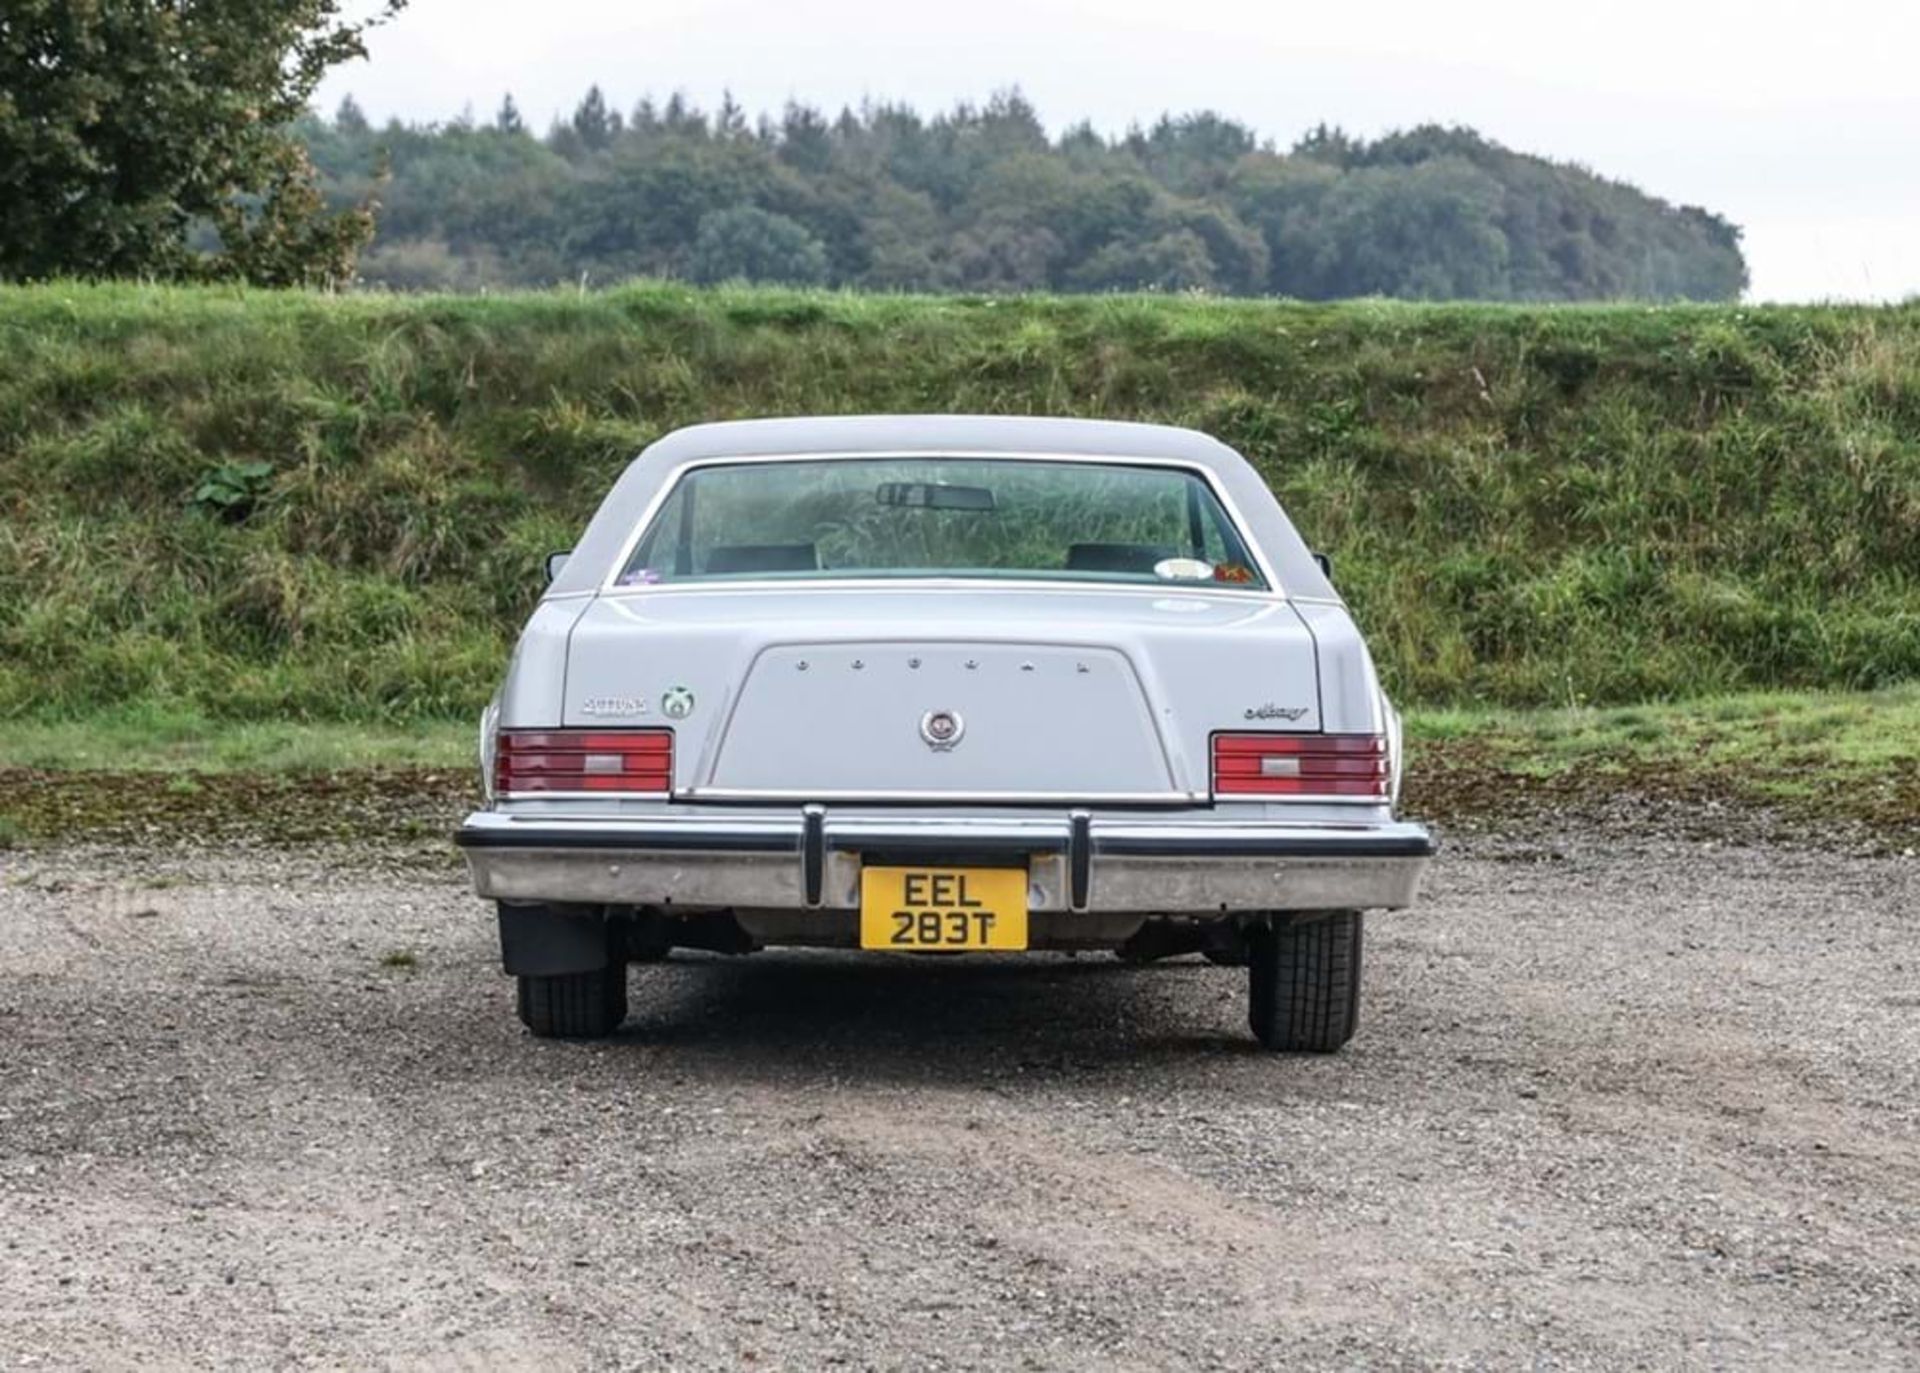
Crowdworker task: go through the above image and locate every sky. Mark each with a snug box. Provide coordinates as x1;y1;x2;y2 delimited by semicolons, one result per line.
315;0;1920;303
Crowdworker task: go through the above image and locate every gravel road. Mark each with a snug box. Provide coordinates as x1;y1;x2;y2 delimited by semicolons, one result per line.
2;834;1916;1369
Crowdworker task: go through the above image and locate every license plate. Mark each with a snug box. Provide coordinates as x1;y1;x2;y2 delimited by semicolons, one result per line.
858;866;1029;951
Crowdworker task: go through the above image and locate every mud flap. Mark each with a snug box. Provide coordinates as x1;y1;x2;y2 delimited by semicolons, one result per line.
497;902;614;977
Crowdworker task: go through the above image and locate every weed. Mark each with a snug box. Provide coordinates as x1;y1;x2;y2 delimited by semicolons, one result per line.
380;950;418;970
190;460;275;522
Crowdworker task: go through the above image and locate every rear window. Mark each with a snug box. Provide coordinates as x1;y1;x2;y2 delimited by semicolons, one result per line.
615;458;1266;590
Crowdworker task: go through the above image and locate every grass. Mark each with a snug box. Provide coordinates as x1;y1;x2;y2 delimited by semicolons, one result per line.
0;280;1915;724
0;691;1909;847
1409;683;1918;815
0;707;470;772
2;689;1909;784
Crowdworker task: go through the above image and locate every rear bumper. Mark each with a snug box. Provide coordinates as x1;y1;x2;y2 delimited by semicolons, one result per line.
455;809;1434;915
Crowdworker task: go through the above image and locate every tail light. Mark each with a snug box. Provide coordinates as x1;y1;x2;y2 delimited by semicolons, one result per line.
1212;733;1389;799
495;729;673;795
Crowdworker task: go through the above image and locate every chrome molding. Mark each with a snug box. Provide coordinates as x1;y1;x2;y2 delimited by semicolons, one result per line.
676;787;1211;805
458;807;1434;916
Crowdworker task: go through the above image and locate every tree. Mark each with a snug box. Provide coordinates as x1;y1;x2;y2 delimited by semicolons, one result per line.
335;94;370;135
495;93;525;136
779;103;833;173
571;85;618;152
0;0;405;286
690;207;828;285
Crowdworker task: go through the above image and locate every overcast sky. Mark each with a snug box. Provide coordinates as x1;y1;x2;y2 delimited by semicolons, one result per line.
316;0;1920;302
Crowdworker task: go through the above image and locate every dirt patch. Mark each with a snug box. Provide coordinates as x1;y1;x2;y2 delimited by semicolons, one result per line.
1406;737;1919;853
0;766;474;852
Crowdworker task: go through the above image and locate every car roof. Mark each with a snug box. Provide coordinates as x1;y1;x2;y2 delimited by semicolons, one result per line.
639;415;1239;467
546;414;1341;603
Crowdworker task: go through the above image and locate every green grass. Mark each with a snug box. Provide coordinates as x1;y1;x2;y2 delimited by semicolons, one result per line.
0;707;471;772
3;689;1909;807
1411;683;1919;791
1;280;1916;722
0;693;1909;844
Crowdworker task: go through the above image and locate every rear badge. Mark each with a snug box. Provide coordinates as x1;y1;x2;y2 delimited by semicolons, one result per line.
1245;704;1310;722
661;686;696;720
920;709;965;751
581;696;649;717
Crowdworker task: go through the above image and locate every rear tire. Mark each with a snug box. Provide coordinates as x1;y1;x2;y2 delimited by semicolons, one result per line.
516;964;628;1039
1246;911;1363;1053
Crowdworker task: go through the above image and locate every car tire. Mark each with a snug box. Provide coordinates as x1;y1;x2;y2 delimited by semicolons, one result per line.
516;964;628;1039
1246;911;1362;1053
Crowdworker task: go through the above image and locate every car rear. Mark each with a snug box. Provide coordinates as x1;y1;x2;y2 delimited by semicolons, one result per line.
458;420;1433;1049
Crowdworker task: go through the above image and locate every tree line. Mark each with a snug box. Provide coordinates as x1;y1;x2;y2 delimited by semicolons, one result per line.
306;88;1748;301
0;0;1745;300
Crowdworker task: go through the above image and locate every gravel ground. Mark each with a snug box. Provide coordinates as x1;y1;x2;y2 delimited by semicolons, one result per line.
2;834;1917;1369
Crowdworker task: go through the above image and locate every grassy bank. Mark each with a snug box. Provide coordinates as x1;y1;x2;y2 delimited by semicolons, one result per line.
1;281;1916;723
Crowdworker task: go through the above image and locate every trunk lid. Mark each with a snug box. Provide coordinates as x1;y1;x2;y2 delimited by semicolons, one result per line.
561;588;1321;801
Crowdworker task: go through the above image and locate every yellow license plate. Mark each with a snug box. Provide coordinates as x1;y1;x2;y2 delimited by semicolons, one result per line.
858;866;1029;951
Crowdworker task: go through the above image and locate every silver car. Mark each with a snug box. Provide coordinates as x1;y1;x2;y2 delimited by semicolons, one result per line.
457;416;1432;1051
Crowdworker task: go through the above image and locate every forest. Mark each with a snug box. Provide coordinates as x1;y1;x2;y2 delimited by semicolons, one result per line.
303;90;1749;301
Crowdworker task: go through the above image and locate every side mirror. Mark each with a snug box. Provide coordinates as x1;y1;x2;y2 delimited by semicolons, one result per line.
1311;550;1333;580
544;550;571;584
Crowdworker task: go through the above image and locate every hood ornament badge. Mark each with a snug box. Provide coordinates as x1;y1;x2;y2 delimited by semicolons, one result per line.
919;709;964;751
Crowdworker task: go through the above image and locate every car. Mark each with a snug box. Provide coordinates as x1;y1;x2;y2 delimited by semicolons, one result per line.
456;416;1433;1051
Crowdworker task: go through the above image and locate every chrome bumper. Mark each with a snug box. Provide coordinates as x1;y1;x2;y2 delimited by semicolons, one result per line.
456;810;1434;916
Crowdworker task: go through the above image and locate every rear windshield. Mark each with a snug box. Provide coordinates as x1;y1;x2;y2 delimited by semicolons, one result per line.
616;458;1267;590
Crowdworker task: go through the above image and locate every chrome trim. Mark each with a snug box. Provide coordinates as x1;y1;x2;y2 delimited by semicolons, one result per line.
677;787;1211;805
598;578;1288;604
825;815;1073;848
505;788;1386;806
460;811;802;848
501;790;672;802
596;450;1285;597
457;809;1434;918
472;849;803;908
1090;853;1427;913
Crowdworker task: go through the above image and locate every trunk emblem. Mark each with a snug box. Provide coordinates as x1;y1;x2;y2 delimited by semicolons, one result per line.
920;709;965;751
1245;704;1310;721
661;687;696;720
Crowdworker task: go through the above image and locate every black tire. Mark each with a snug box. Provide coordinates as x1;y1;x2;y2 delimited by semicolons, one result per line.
516;964;628;1039
1246;911;1363;1053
